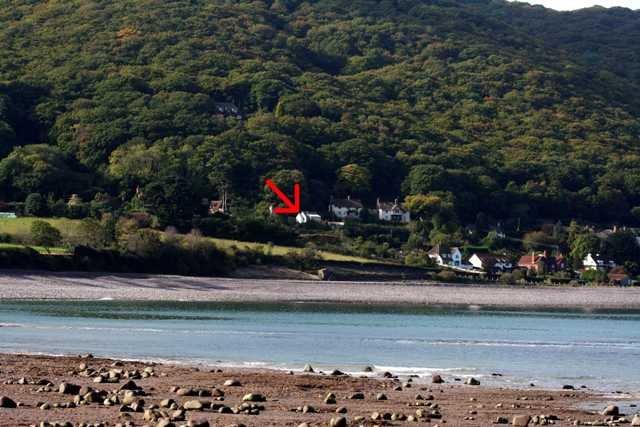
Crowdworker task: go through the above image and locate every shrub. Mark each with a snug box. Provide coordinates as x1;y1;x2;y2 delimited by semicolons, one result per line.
30;220;62;248
581;269;608;284
436;270;457;282
404;250;433;268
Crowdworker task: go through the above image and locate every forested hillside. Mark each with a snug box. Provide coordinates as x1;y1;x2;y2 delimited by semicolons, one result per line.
0;0;639;232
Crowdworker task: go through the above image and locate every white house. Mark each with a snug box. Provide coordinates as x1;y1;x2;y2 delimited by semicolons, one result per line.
469;253;512;272
427;245;462;267
296;211;322;224
583;253;616;271
376;199;410;223
329;196;363;220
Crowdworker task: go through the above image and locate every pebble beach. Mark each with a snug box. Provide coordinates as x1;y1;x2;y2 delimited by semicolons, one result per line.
1;271;640;310
0;353;635;427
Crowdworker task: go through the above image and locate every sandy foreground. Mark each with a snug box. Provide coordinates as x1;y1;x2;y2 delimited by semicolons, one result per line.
0;353;632;427
1;271;640;309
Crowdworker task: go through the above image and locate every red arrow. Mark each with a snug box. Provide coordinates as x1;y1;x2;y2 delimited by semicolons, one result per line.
265;179;301;215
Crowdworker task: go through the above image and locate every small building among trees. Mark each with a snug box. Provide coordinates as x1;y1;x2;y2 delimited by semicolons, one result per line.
376;198;410;223
329;196;363;220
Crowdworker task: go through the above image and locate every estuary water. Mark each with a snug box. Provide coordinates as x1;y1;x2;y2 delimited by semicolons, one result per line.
0;300;639;393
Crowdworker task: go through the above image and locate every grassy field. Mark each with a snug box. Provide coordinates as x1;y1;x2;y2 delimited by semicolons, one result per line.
0;242;69;255
0;217;379;264
0;217;84;242
207;237;379;264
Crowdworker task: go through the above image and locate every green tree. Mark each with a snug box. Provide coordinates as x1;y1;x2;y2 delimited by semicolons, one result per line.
335;164;371;199
606;232;640;265
569;233;601;268
24;193;46;217
30;220;62;249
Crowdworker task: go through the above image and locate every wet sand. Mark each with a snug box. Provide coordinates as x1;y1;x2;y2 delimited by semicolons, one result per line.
1;270;640;310
0;353;628;427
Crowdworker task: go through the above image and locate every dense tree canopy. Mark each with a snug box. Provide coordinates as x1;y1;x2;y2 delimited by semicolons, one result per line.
0;0;639;229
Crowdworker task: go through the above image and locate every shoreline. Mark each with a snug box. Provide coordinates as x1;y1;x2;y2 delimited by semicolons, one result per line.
2;270;640;310
0;353;629;426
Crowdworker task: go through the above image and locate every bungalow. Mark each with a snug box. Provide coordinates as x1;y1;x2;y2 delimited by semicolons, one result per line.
583;253;616;271
296;211;322;225
376;199;410;223
427;244;462;267
329;196;363;220
517;252;566;274
469;253;513;273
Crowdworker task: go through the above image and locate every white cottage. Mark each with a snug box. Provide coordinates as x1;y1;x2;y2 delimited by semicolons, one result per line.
469;253;512;272
296;211;322;224
427;245;462;267
329;196;363;220
582;253;616;271
376;199;410;223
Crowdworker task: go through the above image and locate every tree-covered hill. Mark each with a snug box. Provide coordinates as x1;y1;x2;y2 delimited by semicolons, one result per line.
0;0;639;230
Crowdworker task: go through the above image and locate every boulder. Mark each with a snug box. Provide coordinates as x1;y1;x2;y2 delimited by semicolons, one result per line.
303;364;314;373
348;392;365;400
224;379;241;387
0;396;17;408
512;415;531;426
118;380;140;391
330;369;345;376
58;382;81;395
183;400;205;410
601;405;619;416
363;366;374;372
465;377;480;386
324;392;337;404
431;374;444;384
187;419;210;427
376;393;387;401
160;398;176;408
177;387;195;396
631;414;640;426
242;393;266;402
329;416;347;427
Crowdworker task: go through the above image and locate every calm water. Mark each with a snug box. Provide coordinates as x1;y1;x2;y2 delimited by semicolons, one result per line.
0;300;639;393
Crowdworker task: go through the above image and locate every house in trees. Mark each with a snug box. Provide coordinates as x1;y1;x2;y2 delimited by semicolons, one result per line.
209;200;227;215
427;244;462;267
583;253;616;271
517;252;566;274
209;191;229;215
296;211;322;225
469;253;513;273
67;194;83;206
376;198;410;223
214;102;242;119
329;196;363;220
